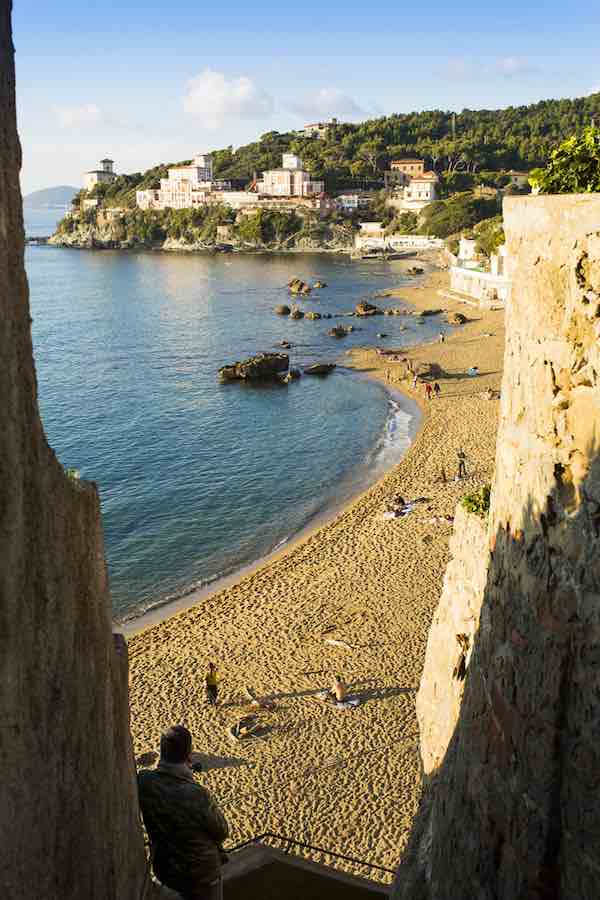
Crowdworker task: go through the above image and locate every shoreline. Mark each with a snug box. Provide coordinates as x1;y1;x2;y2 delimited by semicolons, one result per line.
127;266;505;875
120;382;421;636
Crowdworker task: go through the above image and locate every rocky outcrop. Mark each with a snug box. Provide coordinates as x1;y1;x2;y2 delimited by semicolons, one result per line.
446;311;467;325
219;352;289;381
355;301;383;316
0;6;153;898
395;194;600;900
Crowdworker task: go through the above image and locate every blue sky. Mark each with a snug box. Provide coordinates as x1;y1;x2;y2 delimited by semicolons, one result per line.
14;0;600;193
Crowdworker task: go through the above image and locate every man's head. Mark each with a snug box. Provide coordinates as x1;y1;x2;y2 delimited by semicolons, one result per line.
160;725;192;765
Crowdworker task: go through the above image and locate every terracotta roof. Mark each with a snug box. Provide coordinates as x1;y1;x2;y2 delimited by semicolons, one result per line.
391;158;424;164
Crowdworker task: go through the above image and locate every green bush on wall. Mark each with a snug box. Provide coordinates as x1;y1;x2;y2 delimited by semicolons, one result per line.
461;485;491;518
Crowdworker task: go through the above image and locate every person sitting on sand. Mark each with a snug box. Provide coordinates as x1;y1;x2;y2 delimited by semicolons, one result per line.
205;662;219;706
137;725;229;900
332;675;348;704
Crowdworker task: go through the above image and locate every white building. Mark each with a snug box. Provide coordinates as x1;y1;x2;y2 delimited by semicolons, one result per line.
336;193;372;212
449;245;511;308
354;223;444;252
400;172;439;211
303;118;338;138
506;170;530;189
84;158;116;191
256;154;324;198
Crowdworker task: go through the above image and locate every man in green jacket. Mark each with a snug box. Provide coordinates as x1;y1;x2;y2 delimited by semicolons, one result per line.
138;725;229;900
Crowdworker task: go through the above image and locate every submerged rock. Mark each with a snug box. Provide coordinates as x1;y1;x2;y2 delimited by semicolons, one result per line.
314;280;327;288
218;352;289;382
289;307;304;319
305;311;322;320
328;326;347;338
304;363;336;376
275;304;291;315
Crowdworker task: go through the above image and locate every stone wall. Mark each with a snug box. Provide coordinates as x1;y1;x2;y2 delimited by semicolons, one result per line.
0;5;150;898
416;505;489;775
394;194;600;900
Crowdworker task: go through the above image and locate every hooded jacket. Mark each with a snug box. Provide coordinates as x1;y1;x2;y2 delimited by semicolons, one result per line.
138;762;229;893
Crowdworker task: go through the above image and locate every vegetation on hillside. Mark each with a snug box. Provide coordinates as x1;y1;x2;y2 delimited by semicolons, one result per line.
529;126;600;194
70;92;600;210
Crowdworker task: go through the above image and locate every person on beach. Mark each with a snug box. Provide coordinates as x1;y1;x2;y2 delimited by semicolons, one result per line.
457;448;467;479
412;373;418;389
205;662;219;706
434;382;441;399
425;382;433;401
332;675;348;704
439;331;445;344
137;725;229;900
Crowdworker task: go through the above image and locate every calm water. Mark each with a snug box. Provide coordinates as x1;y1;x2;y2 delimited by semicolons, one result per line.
24;208;441;621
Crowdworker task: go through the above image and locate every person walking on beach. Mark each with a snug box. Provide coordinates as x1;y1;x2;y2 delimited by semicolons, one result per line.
457;448;467;479
425;382;433;401
434;382;441;399
205;662;219;706
332;675;348;704
439;331;445;343
412;373;419;390
138;725;229;900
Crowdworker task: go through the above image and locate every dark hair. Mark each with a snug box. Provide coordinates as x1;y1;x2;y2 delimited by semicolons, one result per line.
160;725;192;764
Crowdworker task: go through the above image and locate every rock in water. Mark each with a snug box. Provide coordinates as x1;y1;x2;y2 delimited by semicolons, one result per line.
304;363;336;376
447;311;467;325
289;307;304;319
314;280;327;288
355;301;382;316
328;326;347;338
274;304;291;315
218;352;289;382
305;311;322;320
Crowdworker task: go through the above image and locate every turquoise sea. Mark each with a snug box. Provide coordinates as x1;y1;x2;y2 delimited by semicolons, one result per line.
24;208;442;622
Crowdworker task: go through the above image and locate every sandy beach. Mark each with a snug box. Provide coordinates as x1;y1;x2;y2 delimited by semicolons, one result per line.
127;266;505;881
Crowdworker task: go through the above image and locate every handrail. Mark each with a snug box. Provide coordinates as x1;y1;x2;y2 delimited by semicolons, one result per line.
226;831;396;878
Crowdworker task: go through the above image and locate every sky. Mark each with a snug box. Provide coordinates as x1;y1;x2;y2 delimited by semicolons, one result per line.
13;0;600;194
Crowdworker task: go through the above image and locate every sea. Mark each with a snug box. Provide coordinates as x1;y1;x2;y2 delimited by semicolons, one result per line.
24;207;442;623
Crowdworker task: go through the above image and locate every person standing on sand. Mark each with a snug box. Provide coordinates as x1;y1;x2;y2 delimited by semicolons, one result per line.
425;383;433;401
205;662;219;706
457;448;467;479
412;373;418;389
332;675;348;704
439;332;445;343
434;382;441;399
138;725;229;900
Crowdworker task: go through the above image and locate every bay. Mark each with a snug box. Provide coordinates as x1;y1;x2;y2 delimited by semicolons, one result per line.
24;210;439;622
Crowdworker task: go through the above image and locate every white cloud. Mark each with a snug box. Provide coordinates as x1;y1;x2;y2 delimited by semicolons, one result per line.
55;103;103;128
288;87;365;119
183;69;275;129
444;56;540;81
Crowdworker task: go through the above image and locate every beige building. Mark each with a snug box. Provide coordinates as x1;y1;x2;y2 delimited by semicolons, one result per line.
136;154;216;210
256;154;324;197
84;158;116;191
302;118;338;138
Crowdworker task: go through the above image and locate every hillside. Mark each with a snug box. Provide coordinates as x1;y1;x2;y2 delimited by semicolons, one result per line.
86;92;600;210
23;185;79;208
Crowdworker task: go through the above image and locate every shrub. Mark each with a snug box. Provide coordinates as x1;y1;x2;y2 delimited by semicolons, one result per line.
529;126;600;194
461;484;491;518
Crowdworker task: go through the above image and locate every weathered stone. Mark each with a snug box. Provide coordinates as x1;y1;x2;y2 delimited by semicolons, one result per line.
274;304;290;315
446;311;468;325
305;311;322;320
218;352;289;381
303;363;336;376
0;8;154;898
395;194;600;900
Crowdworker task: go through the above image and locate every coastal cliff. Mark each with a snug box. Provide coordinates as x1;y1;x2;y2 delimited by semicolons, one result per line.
49;206;356;253
0;6;157;898
394;193;600;899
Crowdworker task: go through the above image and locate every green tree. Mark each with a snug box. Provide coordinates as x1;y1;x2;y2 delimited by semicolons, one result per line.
529;126;600;193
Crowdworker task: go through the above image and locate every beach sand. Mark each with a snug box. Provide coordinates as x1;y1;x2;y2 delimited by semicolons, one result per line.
127;267;505;881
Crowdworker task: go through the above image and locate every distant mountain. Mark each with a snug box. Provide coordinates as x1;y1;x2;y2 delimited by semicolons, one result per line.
23;185;79;208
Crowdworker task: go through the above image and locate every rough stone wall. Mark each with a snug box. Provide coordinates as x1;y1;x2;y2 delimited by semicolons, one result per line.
416;505;489;775
0;5;149;898
394;194;600;900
